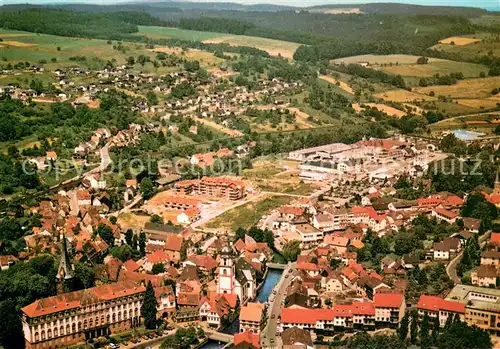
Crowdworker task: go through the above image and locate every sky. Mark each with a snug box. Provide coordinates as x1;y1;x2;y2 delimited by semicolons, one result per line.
1;0;499;10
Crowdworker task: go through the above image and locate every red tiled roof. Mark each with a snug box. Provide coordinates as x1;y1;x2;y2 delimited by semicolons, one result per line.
188;255;218;270
352;302;376;316
122;259;140;272
417;198;442;207
76;189;91;200
234;331;260;348
234;239;246;251
373;293;404;308
417;295;465;314
280;206;305;216
491;233;500;245
281;308;335;324
444;195;463;207
297;262;319;271
433;208;458;219
149;195;201;207
333;304;353;317
165;235;183;252
22;281;145;318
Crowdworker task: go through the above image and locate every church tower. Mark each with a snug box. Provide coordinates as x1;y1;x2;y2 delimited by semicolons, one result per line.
494;172;500;196
57;234;74;294
217;245;235;295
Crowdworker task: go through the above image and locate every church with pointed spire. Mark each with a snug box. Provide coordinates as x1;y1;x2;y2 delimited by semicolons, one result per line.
494;172;500;196
216;244;257;302
57;234;74;294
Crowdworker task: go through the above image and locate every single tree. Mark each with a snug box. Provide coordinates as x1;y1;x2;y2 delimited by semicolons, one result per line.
139;232;146;257
420;312;430;341
141;281;158;329
410;309;419;344
398;311;409;342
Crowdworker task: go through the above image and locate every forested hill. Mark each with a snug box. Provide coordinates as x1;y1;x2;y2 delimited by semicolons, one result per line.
308;3;488;17
0;8;169;40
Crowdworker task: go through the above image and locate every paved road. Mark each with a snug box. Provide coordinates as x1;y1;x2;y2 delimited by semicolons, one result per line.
261;262;296;349
446;232;490;284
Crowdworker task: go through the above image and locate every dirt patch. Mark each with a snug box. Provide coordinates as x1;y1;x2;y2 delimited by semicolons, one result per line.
288;107;314;128
2;40;35;47
117;212;150;231
375;89;437;103
0;33;33;38
352;103;406;118
32;97;57;103
319;75;354;94
439;36;482;46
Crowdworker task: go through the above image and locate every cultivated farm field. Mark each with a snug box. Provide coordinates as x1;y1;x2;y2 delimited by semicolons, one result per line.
381;60;488;78
438;36;482;46
202;35;300;60
352;103;406;118
414;77;500;99
330;54;445;65
375;89;437;103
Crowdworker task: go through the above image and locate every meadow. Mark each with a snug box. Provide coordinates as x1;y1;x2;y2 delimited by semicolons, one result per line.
381;60;488;78
331;54;445;65
138;25;301;59
414;76;500;99
0;28;222;73
430;33;500;60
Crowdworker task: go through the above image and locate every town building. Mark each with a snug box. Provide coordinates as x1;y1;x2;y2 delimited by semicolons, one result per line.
373;293;406;327
240;303;265;333
21;282;145;349
446;285;500;335
175;176;245;200
216;246;257;302
416;295;465;327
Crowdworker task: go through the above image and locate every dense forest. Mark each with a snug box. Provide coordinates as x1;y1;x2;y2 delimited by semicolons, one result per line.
0;9;167;40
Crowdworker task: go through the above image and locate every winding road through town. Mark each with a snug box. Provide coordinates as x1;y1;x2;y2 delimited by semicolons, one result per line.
446;232;490;284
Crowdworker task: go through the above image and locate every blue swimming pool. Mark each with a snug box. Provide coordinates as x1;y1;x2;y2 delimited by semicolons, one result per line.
452;129;485;140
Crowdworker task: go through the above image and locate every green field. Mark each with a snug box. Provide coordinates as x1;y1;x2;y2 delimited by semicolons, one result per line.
381;60;489;79
204;195;293;230
137;26;224;41
0;28;221;72
138;26;301;59
430;33;500;60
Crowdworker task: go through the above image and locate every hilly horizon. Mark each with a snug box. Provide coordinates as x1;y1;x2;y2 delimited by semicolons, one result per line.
1;0;499;11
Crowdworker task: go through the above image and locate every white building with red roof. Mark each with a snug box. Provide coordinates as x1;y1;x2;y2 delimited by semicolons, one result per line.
416;295;465;326
21;282;145;349
373;292;406;326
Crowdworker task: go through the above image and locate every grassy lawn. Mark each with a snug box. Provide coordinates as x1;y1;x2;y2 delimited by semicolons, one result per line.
205;195;293;230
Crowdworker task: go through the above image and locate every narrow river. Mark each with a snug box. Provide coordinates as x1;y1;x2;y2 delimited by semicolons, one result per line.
199;268;283;349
